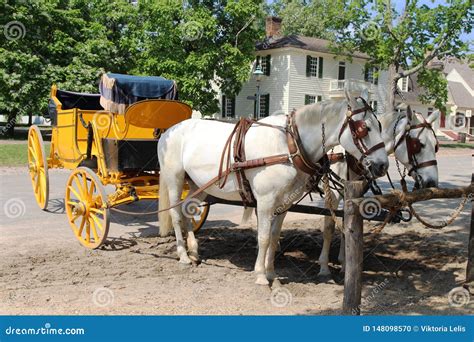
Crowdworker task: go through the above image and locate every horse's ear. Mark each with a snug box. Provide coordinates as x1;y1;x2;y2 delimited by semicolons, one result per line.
360;88;369;102
386;116;408;153
426;110;440;124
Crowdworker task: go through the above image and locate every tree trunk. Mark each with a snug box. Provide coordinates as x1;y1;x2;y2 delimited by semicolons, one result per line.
28;111;32;126
387;64;399;112
3;112;16;138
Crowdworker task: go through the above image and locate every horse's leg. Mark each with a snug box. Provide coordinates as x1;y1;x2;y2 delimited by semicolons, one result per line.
185;180;203;263
318;190;341;277
265;212;287;282
254;201;275;285
168;175;192;264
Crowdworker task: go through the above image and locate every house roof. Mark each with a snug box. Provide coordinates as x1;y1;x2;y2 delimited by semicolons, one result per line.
444;58;474;90
448;81;474;108
256;35;369;59
399;58;474;108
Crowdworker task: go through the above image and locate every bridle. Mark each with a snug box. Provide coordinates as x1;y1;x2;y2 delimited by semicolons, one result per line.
393;109;439;177
338;97;385;166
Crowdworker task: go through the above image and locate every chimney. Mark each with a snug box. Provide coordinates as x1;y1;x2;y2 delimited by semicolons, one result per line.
265;16;282;38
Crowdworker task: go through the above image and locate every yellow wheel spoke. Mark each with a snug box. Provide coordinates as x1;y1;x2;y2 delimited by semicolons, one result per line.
89;207;104;214
90;213;104;232
68;185;81;200
89;217;99;242
85;221;91;243
77;216;86;236
74;177;86;199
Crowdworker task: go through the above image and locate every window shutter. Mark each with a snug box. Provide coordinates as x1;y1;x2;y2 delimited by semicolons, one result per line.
221;95;226;117
317;95;322;102
304;95;309;105
318;57;323;78
231;97;236;118
306;56;311;77
264;94;270;117
364;67;369;82
374;67;378;85
265;55;271;76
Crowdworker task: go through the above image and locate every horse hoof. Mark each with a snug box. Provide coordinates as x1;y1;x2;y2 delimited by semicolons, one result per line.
318;267;331;276
271;278;282;288
266;271;277;281
255;275;270;286
179;256;192;264
317;273;334;284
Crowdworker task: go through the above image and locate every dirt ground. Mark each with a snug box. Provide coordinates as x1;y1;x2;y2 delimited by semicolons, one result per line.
0;150;473;315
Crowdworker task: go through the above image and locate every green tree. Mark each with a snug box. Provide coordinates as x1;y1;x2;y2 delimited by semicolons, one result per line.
131;0;264;115
272;0;473;112
0;0;136;137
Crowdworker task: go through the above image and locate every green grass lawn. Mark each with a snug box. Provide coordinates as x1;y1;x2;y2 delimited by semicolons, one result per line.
0;142;50;167
441;142;474;149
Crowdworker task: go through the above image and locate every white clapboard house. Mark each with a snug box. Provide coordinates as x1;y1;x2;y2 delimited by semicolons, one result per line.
220;17;387;121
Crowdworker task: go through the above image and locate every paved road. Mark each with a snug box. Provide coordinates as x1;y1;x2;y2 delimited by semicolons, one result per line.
0;150;472;250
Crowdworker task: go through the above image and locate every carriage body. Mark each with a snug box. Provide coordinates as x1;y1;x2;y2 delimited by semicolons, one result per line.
27;75;208;249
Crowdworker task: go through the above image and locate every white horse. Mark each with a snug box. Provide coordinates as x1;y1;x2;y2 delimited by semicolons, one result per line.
157;89;389;285
317;109;440;276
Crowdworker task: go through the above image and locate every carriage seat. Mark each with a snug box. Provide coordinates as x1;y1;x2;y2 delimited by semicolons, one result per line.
47;89;103;126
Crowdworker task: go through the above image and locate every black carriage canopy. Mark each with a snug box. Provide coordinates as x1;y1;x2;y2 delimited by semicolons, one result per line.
47;73;178;123
99;73;178;114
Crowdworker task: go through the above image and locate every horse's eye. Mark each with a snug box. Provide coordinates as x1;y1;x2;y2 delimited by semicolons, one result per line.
420;143;425;148
366;127;371;132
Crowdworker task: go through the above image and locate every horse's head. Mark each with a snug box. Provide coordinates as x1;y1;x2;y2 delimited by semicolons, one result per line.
340;89;389;178
392;108;439;188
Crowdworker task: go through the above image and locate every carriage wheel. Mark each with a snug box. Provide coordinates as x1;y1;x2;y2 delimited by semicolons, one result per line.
179;189;210;233
191;203;209;233
65;167;110;249
27;125;49;210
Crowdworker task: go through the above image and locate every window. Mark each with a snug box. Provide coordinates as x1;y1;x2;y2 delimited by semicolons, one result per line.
254;94;270;118
428;107;433;116
221;95;235;118
364;66;378;84
256;55;271;76
306;56;323;78
304;95;322;105
338;61;346;80
399;77;408;92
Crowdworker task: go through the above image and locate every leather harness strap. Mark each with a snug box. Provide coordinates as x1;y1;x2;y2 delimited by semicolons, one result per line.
393;115;439;174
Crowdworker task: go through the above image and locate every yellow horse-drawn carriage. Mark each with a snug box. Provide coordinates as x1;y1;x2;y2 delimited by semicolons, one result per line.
27;73;209;249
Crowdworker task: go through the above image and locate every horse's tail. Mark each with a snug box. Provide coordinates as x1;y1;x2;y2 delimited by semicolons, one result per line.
158;176;173;236
241;207;254;225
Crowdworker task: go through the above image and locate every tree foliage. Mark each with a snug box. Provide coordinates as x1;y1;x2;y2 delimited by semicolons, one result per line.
272;0;473;112
0;0;264;136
